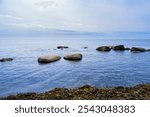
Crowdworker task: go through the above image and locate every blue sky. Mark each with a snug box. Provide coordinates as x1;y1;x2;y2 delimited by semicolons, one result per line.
0;0;150;37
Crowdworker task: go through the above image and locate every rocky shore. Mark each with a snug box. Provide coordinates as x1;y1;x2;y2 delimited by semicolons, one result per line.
1;84;150;100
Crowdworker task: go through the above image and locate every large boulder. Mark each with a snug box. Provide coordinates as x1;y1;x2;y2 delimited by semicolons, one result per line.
57;46;69;49
38;55;61;64
0;58;13;62
96;46;111;52
131;47;146;52
64;53;82;61
113;45;125;51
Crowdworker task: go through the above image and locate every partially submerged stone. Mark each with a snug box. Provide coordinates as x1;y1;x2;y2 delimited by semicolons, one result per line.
0;58;13;62
38;55;61;64
96;46;111;52
64;53;82;61
57;46;69;49
113;45;125;51
84;47;88;49
131;47;146;52
125;47;130;50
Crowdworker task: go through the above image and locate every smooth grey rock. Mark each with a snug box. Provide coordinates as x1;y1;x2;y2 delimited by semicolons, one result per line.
38;55;61;64
96;46;111;52
64;54;82;61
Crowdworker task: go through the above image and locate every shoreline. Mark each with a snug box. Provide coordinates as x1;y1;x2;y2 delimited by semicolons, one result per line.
1;84;150;100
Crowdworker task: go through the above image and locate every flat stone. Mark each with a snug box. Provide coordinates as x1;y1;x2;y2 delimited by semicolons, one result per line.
38;55;61;64
131;47;146;52
57;46;69;49
96;46;111;52
64;54;82;61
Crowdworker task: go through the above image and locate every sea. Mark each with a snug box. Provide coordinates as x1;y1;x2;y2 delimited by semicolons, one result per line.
0;37;150;97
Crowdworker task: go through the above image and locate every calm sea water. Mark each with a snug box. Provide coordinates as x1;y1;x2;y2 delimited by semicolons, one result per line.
0;37;150;97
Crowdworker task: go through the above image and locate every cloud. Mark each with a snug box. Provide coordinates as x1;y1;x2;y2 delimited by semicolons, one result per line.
35;0;57;8
0;14;23;20
0;0;150;33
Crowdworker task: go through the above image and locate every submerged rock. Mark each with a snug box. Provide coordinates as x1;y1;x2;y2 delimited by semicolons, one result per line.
96;46;111;52
38;55;61;64
0;58;13;62
57;46;69;49
131;47;146;52
113;45;125;51
84;47;88;49
125;47;130;50
64;53;82;61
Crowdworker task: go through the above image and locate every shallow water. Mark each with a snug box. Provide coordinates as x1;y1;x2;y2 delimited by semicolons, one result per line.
0;37;150;97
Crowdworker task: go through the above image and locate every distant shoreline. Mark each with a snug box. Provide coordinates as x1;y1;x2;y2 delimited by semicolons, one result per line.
1;84;150;100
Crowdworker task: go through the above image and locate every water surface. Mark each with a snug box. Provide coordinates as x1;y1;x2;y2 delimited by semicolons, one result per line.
0;38;150;97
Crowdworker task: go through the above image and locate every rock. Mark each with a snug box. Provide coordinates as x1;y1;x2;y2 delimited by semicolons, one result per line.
108;46;114;49
57;46;69;49
0;58;13;62
147;49;150;51
96;46;111;52
113;45;125;51
125;48;130;50
38;55;61;64
64;54;82;61
84;47;88;49
131;47;146;52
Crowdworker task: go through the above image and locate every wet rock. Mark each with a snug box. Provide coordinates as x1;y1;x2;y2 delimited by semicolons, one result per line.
38;55;61;64
147;49;150;51
108;46;114;49
113;45;125;51
96;46;111;52
64;53;82;61
84;47;88;49
125;47;130;50
2;84;150;100
0;58;13;62
131;47;146;52
57;46;69;49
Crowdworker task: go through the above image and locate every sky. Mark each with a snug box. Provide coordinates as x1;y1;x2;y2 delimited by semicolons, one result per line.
0;0;150;38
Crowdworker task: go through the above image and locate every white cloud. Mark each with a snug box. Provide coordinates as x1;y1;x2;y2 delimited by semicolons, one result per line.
0;14;23;20
0;0;150;33
35;0;58;8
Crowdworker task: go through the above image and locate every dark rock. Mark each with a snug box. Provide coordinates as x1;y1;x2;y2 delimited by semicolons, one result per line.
96;46;111;52
38;55;61;64
108;46;114;49
64;53;82;61
57;46;69;49
2;84;150;100
125;48;130;50
0;58;13;62
113;45;125;51
131;47;146;52
84;47;88;49
147;49;150;51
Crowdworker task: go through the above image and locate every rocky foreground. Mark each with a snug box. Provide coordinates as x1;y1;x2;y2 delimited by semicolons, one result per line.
1;84;150;100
